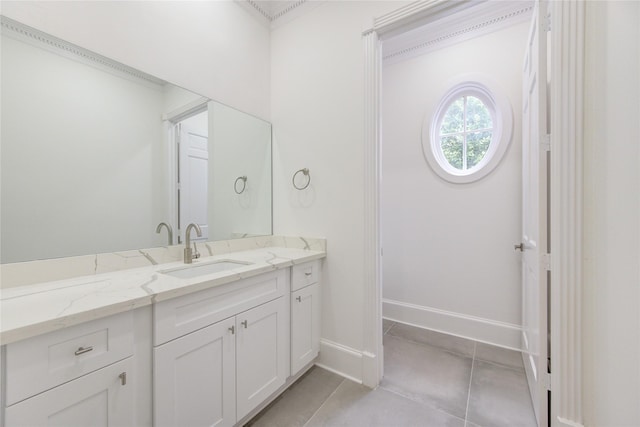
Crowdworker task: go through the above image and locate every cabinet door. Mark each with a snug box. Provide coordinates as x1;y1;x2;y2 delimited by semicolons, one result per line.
291;283;320;375
236;297;289;420
5;358;133;427
154;318;236;427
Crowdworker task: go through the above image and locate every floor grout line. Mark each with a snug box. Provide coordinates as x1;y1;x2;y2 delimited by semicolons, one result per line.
301;378;346;427
379;383;467;424
383;321;395;335
385;331;475;360
463;342;477;426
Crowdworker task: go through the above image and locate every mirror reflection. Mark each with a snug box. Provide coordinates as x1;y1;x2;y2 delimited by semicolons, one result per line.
0;17;272;264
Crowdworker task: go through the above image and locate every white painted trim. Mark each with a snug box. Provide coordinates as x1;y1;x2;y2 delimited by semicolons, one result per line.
165;122;178;246
383;3;532;65
362;30;383;389
164;99;211;246
163;97;210;124
383;299;522;350
361;0;464;391
244;0;309;21
0;16;164;86
557;418;585;427
316;339;363;384
549;1;584;426
239;0;326;29
373;0;475;37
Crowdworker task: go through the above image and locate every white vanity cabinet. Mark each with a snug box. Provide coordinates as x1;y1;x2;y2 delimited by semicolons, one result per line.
153;269;290;427
1;254;324;427
5;358;134;426
154;317;236;427
3;312;135;426
290;261;321;375
236;296;288;420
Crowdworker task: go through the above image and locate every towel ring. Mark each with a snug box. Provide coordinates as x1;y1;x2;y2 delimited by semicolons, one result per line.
234;176;247;194
292;168;311;190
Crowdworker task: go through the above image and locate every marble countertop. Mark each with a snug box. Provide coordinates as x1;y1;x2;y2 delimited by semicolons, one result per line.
0;247;325;345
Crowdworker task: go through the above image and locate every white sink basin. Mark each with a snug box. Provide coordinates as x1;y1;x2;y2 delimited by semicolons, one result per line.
160;260;251;279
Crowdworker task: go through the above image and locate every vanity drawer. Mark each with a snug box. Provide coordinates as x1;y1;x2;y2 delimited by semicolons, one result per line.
5;311;133;406
291;261;320;291
154;269;288;345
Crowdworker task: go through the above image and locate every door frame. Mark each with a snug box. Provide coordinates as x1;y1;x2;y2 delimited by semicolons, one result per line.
362;1;585;426
163;97;209;245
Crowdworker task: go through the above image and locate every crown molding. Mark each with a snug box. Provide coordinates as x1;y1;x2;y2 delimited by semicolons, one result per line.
382;1;533;65
239;0;324;29
0;15;166;87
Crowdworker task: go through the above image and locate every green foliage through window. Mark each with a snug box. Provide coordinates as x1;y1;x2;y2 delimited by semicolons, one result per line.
439;96;493;170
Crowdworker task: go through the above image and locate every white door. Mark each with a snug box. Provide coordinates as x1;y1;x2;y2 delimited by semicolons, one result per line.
154;318;236;427
236;297;288;421
178;119;209;243
521;2;549;425
5;358;133;426
291;283;320;375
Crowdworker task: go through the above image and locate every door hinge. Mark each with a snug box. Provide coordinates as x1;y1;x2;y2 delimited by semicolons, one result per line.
542;253;551;271
543;13;552;32
542;134;551;152
543;372;552;391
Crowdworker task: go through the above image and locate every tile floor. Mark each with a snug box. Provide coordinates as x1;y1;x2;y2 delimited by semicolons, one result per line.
246;320;536;427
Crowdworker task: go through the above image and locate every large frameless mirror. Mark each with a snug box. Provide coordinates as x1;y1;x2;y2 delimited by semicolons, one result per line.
0;16;272;263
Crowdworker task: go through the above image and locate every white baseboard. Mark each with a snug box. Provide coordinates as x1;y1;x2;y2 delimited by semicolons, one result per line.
383;299;522;350
556;417;584;427
316;339;363;384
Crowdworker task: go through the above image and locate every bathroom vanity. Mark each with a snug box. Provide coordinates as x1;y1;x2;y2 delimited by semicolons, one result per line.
0;242;324;427
0;15;324;427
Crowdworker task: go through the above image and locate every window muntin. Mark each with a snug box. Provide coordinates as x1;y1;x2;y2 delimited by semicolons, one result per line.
439;95;493;171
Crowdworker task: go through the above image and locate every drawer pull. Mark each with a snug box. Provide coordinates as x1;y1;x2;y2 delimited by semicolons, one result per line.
229;325;235;335
241;320;248;329
74;346;94;356
296;296;302;302
304;272;312;277
119;372;127;386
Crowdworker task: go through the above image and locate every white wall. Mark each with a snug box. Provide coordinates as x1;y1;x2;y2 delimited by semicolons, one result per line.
0;0;271;120
582;1;640;425
271;0;409;380
381;23;529;348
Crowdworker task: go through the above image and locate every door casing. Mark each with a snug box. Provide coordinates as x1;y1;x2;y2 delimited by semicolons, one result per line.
363;1;585;426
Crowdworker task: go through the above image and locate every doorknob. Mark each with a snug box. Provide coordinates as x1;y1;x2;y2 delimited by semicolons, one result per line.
514;243;524;251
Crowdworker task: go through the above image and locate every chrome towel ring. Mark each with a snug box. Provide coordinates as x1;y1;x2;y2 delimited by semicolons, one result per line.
234;176;247;194
293;168;311;190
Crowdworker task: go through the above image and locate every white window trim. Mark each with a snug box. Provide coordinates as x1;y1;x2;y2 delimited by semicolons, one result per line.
422;74;513;184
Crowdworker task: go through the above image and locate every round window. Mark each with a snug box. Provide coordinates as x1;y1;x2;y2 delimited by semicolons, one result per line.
422;76;513;183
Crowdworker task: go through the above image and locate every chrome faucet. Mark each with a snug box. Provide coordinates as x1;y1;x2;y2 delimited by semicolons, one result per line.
184;223;203;264
155;222;173;245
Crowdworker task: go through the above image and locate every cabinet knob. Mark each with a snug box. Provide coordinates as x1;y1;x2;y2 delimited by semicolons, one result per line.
304;272;312;277
119;372;127;386
296;296;302;302
74;346;93;356
229;325;235;334
241;320;248;329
